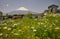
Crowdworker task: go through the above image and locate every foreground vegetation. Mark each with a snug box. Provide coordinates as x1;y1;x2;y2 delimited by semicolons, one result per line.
0;13;60;39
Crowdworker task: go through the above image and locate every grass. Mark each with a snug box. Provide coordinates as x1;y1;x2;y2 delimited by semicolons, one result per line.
0;13;60;39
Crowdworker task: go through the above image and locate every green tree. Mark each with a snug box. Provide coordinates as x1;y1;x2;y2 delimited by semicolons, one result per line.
0;11;3;16
0;11;3;20
25;12;32;18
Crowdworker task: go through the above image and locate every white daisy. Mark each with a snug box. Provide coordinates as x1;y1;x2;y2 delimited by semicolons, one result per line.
7;28;12;30
13;24;18;26
33;29;37;32
44;13;47;15
40;23;44;24
55;27;60;30
0;33;3;36
18;29;22;32
3;27;8;29
53;14;56;17
12;23;18;27
31;27;34;29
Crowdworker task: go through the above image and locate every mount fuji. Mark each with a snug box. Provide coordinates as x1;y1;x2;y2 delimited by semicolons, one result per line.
7;7;38;15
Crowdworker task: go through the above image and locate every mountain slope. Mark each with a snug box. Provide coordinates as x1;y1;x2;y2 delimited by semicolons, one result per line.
8;10;38;15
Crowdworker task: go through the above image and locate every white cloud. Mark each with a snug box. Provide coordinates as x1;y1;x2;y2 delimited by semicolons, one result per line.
16;7;29;11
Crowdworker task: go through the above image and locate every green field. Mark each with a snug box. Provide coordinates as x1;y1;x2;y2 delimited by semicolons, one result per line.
0;13;60;39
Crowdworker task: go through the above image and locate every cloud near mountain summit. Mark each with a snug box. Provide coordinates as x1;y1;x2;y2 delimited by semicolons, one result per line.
16;7;29;11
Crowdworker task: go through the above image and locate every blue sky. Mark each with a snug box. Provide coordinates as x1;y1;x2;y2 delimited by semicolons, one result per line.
0;0;60;13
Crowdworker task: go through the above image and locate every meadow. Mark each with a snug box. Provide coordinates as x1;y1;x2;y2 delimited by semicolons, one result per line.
0;13;60;39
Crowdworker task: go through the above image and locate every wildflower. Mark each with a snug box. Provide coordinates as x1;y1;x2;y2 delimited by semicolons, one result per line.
38;22;40;25
34;19;37;20
7;28;12;30
18;29;22;32
3;23;7;25
11;20;14;22
53;14;56;17
14;33;19;35
3;27;8;29
33;29;37;32
31;27;34;29
40;23;44;24
13;24;18;26
12;23;18;27
0;33;3;36
55;27;60;30
12;25;16;27
44;13;47;15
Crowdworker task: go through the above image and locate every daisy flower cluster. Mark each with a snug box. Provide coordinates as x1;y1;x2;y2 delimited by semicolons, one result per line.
0;13;60;39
